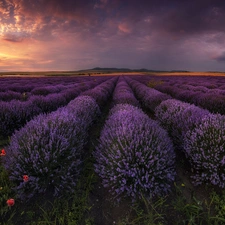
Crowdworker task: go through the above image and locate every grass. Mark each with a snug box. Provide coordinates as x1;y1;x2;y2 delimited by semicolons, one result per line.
2;143;225;224
0;147;97;225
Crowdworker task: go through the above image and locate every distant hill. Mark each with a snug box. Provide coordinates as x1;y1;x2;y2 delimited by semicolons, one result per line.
91;67;131;71
86;67;190;73
81;67;159;72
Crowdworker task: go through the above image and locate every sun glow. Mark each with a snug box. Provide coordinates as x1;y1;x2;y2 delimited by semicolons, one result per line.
0;52;31;65
0;53;17;59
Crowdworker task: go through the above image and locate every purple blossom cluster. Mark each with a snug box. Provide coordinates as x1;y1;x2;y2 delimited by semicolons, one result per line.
0;76;105;93
154;98;225;188
3;95;100;200
94;104;176;201
30;84;66;96
80;76;118;107
0;100;42;137
139;75;225;115
67;96;100;126
111;76;140;107
155;99;210;147
0;80;102;137
125;77;171;112
0;90;27;102
183;114;225;187
29;93;67;113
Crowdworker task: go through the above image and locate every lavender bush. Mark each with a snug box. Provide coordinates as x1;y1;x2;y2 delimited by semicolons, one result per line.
94;104;176;201
108;102;140;116
111;76;140;107
0;81;98;137
155;99;191;140
29;94;67;113
67;96;100;127
0;91;24;101
80;77;118;107
3;96;100;200
3;110;84;200
183;114;225;187
30;85;63;96
155;99;209;147
125;77;171;112
0;100;41;137
149;76;225;115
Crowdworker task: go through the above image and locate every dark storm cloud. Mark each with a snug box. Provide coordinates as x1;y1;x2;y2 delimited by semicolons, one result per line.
156;1;225;35
2;0;225;71
213;52;225;62
90;0;225;36
3;37;23;42
2;0;225;40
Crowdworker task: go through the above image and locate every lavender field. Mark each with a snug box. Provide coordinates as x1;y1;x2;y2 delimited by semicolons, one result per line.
1;74;225;225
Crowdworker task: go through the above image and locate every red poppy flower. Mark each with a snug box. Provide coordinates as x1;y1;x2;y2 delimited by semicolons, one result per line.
23;175;29;182
6;199;15;206
0;149;6;156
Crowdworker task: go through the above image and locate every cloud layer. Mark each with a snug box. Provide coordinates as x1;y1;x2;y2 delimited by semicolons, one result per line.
1;0;225;71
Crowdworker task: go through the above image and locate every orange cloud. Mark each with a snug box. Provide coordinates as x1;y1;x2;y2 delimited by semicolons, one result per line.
118;22;132;34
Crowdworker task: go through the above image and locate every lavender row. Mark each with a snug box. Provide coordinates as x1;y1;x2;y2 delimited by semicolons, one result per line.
134;75;225;91
0;84;73;101
94;77;176;201
155;99;225;188
124;76;171;112
133;75;225;114
154;82;225;115
0;79;106;137
126;77;225;188
80;76;118;107
0;77;105;102
155;99;210;147
110;76;140;107
3;95;100;200
94;104;176;201
2;77;118;200
0;76;96;93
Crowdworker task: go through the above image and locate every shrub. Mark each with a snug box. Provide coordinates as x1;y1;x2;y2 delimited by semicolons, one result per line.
125;78;171;112
80;77;118;107
94;104;176;201
3;109;87;200
183;114;225;187
3;96;100;200
29;94;67;113
179;105;210;136
111;77;140;107
67;95;100;127
155;99;191;141
108;103;141;116
155;99;209;147
0;91;22;101
0;100;41;137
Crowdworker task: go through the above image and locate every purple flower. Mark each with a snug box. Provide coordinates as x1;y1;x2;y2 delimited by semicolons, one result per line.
3;95;100;200
183;114;225;187
94;104;176;201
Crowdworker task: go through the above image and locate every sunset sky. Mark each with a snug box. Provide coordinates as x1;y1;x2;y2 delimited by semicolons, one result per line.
1;0;225;71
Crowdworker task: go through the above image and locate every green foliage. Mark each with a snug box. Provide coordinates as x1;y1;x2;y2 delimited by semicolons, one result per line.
172;182;225;225
210;190;225;222
32;156;96;225
172;183;204;225
0;160;15;224
117;195;167;225
146;79;164;88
